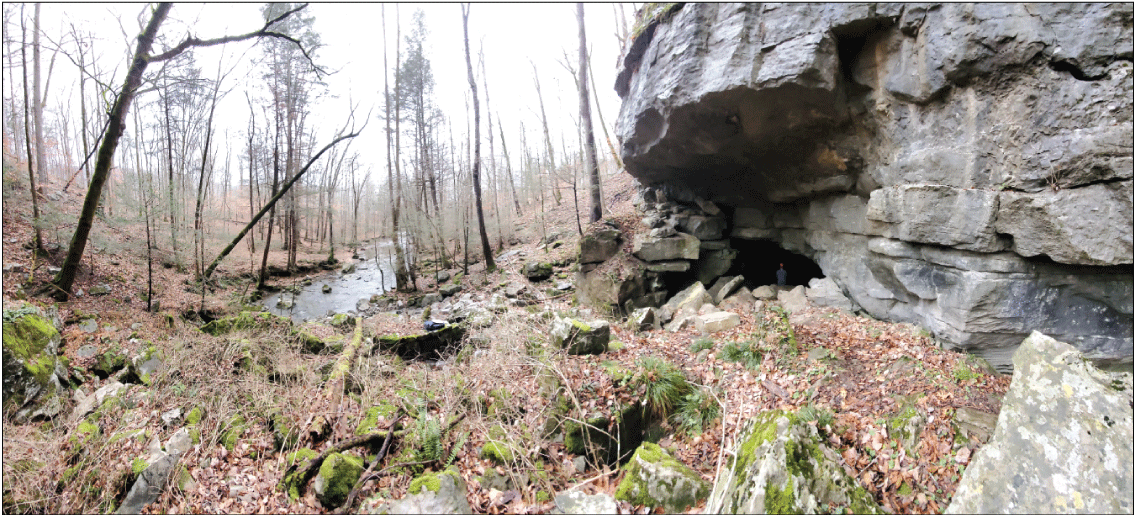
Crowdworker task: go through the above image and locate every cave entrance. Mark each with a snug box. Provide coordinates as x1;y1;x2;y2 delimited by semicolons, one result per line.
727;239;824;288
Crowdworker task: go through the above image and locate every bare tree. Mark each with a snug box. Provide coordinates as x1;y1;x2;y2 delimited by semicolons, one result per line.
19;5;45;255
577;3;603;222
461;3;494;271
51;2;317;299
530;61;562;205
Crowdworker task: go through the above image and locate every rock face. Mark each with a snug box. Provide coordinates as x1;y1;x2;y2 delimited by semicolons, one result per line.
616;3;1134;371
946;332;1133;514
707;409;880;514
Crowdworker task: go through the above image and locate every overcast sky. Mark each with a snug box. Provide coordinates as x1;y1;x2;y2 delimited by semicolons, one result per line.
31;2;632;181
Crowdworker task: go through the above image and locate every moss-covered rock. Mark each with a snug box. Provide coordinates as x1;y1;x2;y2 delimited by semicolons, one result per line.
367;466;471;514
614;442;709;513
281;448;319;500
185;406;206;444
550;316;610;355
523;262;554;282
220;414;248;451
2;307;65;422
92;348;127;379
200;311;291;336
707;409;880;514
312;452;364;509
480;441;516;465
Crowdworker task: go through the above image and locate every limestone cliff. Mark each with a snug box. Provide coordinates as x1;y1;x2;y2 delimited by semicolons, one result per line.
614;3;1133;371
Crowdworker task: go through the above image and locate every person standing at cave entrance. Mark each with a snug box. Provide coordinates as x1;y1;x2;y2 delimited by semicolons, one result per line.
777;263;787;286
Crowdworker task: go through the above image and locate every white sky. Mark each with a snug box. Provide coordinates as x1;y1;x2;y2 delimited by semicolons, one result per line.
28;2;632;182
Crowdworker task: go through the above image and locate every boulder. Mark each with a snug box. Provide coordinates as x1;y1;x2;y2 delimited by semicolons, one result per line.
660;282;714;321
312;452;364;510
946;332;1133;514
614;442;710;513
629;307;660;332
752;285;778;300
696;312;741;334
364;467;471;514
707;410;880;514
523;262;554;282
2;306;66;422
322;284;333;294
341;263;357;275
805;277;854;311
777;285;808;314
580;228;623;264
438;284;462;298
436;270;451;283
89;284;112;296
708;275;745;304
632;232;700;262
550;317;610;355
552;491;618;514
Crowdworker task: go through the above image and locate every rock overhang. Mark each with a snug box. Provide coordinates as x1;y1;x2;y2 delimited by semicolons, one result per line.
613;2;1135;370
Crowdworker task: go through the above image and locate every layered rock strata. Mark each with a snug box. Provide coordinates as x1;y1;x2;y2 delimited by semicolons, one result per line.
615;3;1134;371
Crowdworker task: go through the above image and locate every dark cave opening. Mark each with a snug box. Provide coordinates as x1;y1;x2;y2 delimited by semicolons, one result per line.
727;239;825;288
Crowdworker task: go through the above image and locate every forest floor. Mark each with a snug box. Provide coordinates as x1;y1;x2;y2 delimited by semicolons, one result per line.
2;167;1010;514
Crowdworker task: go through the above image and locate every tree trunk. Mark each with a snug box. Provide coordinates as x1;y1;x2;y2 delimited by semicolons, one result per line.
577;3;603;223
32;3;46;186
20;5;45;254
52;3;173;299
462;4;495;272
531;63;561;206
497;114;522;216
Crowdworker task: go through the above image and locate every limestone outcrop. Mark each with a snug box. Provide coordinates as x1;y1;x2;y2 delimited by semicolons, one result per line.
946;332;1133;513
615;3;1134;371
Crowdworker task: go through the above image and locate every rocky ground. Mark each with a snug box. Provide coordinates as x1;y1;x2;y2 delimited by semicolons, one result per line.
2;169;1012;514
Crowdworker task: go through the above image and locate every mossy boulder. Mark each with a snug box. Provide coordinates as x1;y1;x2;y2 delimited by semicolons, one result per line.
523;262;554;282
615;442;709;512
480;441;516;465
550;316;610;355
369;467;470;513
2;306;66;422
200;311;292;336
282;448;319;499
220;414;248;451
312;452;364;509
707;409;880;514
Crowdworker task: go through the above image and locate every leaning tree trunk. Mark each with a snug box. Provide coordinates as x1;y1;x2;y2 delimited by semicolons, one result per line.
52;3;172;299
462;4;495;272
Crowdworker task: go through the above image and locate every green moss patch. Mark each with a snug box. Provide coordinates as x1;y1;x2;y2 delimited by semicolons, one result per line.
314;453;363;509
408;466;461;495
200;311;291;336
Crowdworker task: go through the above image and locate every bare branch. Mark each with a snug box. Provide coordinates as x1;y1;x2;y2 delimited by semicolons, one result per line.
149;3;325;76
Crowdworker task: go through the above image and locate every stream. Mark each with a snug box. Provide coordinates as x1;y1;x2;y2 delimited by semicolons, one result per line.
262;239;401;322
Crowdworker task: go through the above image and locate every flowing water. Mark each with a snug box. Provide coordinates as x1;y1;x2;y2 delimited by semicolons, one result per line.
263;239;401;322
